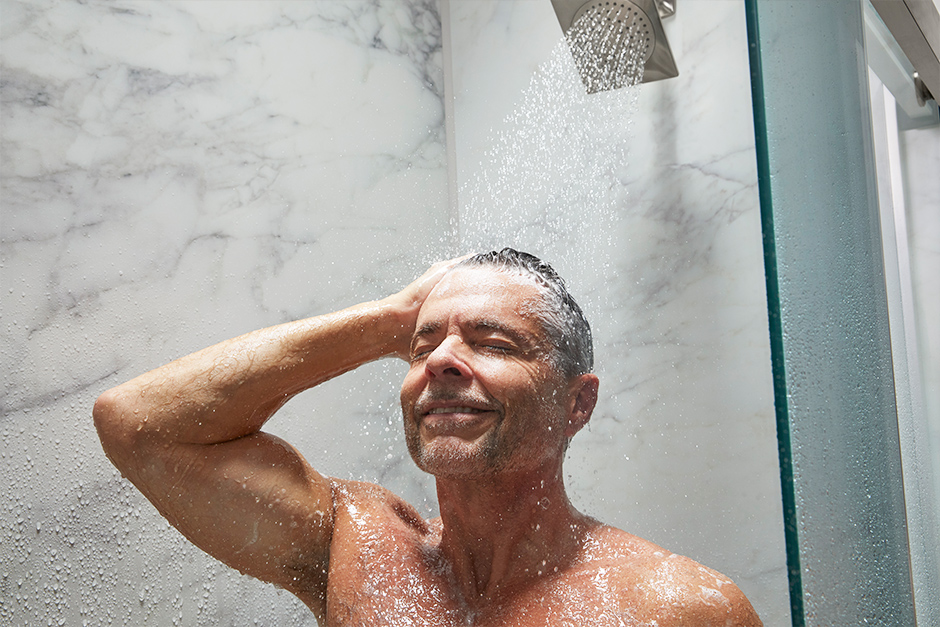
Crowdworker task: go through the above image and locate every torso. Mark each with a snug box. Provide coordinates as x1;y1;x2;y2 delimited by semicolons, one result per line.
316;480;753;627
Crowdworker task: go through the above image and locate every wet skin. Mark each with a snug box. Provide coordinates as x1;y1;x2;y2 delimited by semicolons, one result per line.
401;268;573;479
327;269;761;625
94;264;762;626
326;480;761;626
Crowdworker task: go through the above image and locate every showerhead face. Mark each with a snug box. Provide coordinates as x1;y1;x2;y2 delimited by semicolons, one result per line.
551;0;679;93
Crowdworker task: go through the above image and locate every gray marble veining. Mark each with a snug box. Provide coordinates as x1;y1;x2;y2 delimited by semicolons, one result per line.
2;0;790;624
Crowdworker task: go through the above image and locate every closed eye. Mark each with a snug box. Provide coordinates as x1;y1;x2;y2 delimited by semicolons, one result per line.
410;346;434;362
411;344;437;362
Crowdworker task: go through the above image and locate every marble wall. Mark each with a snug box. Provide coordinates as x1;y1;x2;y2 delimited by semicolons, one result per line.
2;1;450;624
447;1;788;623
1;0;788;624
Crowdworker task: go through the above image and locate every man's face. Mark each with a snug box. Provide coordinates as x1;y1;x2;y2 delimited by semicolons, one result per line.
400;267;574;479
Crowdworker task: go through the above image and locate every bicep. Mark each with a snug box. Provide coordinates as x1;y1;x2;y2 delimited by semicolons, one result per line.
127;432;334;594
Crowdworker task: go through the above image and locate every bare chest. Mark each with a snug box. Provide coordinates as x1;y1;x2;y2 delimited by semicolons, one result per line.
325;527;645;627
320;488;668;626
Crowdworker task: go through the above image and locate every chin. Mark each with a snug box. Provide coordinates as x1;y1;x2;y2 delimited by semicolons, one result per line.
407;435;505;478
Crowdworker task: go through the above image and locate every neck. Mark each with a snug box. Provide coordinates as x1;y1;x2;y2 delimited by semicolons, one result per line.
434;463;592;603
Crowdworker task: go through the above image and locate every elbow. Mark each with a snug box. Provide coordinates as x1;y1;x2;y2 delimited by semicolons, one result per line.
93;387;121;438
93;387;138;466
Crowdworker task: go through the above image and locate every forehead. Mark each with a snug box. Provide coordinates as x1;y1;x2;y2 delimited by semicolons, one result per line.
418;267;545;327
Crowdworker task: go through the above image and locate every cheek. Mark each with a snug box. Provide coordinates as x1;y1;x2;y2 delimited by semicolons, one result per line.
511;379;569;422
400;369;422;405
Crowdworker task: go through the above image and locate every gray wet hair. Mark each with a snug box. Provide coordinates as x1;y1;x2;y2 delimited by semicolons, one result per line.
454;248;594;378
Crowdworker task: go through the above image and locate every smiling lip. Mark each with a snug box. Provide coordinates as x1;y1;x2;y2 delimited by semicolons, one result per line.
418;403;497;436
426;406;489;415
421;405;495;424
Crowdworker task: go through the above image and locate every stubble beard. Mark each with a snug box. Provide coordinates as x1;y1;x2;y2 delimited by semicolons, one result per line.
406;423;506;478
403;389;521;479
403;405;545;481
405;413;512;478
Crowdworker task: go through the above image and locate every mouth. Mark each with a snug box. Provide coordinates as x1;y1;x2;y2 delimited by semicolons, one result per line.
426;406;490;415
416;400;499;439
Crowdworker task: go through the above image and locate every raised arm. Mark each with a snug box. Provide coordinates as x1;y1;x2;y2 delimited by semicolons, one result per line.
92;259;458;616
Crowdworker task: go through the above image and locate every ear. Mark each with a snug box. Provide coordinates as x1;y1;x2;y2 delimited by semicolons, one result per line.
565;374;599;438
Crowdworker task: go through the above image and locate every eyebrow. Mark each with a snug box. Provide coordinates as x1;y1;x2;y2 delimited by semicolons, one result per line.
410;321;442;352
408;318;538;352
468;319;537;348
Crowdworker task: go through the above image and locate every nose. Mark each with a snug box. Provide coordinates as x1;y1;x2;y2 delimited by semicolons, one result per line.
424;336;471;380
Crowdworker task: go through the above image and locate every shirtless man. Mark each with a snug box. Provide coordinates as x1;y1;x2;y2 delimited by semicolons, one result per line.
93;248;762;626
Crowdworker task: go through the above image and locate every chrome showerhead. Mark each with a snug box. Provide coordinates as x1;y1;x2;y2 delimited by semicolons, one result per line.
551;0;679;92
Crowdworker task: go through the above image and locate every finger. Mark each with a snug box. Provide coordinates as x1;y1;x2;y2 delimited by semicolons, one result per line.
412;254;474;296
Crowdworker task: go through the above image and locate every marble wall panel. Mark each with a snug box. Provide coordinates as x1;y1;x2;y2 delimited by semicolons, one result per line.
3;0;795;624
2;0;448;624
446;0;789;623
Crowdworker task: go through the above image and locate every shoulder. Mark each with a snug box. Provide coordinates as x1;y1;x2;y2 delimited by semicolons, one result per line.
330;478;431;538
644;553;762;626
325;479;441;610
586;526;763;627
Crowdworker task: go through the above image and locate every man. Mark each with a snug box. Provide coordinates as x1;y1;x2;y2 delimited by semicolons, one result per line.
94;248;762;626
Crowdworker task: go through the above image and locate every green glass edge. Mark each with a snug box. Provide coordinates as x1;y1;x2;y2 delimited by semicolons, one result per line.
743;2;805;625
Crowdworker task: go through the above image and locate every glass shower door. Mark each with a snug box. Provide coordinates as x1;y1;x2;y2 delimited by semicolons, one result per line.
747;0;939;624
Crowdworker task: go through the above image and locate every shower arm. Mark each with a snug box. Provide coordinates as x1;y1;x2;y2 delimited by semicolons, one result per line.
656;0;675;19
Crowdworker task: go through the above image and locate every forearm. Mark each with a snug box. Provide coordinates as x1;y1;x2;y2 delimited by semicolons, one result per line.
94;296;412;447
